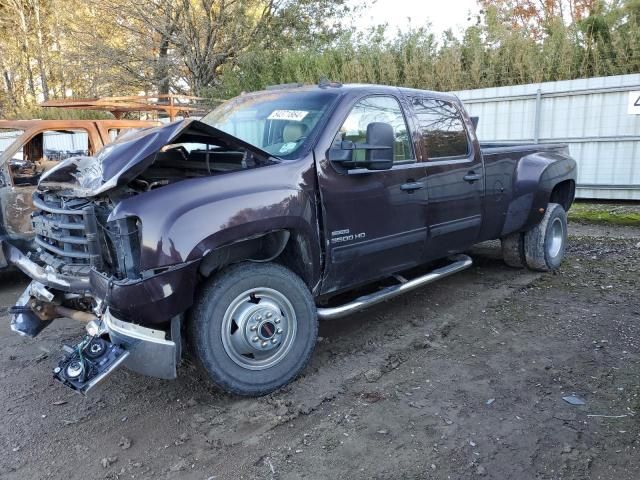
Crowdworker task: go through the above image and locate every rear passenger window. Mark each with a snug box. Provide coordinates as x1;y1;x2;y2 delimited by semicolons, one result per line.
412;98;469;159
336;96;413;163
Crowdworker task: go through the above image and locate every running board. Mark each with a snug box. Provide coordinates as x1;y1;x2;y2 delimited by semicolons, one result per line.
316;254;473;320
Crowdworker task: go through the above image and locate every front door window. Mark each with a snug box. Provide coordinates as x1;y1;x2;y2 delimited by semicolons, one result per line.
334;96;414;164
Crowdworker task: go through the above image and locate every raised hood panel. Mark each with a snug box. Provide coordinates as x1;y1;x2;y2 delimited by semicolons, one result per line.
37;119;275;197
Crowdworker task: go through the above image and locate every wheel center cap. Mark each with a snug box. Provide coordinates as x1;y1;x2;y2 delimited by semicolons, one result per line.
259;321;276;340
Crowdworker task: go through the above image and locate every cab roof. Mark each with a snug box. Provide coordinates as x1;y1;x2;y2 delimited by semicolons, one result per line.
249;82;460;104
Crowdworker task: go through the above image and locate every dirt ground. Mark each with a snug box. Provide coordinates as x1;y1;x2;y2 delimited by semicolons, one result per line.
0;222;638;480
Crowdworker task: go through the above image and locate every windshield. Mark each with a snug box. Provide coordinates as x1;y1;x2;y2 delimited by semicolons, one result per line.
201;89;340;158
0;128;24;156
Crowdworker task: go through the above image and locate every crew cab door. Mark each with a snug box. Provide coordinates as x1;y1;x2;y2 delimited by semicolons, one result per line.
316;94;428;294
410;96;484;259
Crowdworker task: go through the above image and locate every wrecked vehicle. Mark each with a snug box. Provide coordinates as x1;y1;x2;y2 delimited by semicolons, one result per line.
0;119;157;257
5;83;577;396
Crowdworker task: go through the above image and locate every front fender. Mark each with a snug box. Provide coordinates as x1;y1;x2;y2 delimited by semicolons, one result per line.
95;184;320;325
184;189;319;264
109;166;321;283
501;150;577;236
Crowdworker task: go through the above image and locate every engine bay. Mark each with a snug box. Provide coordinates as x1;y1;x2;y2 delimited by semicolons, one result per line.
129;143;263;192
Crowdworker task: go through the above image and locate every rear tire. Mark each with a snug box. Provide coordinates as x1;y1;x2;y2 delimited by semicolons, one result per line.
524;203;568;272
188;262;317;397
501;232;526;268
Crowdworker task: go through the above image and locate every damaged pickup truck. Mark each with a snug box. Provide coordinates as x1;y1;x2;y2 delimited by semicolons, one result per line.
6;83;576;396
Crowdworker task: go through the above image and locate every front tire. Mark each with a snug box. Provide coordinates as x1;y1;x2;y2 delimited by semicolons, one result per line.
188;262;318;396
524;203;568;271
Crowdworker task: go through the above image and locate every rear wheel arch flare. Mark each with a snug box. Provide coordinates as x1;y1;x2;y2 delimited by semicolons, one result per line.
549;179;575;211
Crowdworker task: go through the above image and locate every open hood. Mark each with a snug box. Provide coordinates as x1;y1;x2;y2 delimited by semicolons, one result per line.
38;119;276;197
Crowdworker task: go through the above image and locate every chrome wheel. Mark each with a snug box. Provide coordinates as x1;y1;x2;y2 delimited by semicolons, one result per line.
547;217;564;259
220;288;297;370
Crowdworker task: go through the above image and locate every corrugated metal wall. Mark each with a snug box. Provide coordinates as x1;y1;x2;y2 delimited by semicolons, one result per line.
0;129;23;153
453;74;640;200
42;131;89;155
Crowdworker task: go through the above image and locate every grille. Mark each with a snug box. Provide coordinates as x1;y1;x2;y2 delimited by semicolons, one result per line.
32;192;103;274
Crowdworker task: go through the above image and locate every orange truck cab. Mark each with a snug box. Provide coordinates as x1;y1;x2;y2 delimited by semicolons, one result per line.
0;119;158;257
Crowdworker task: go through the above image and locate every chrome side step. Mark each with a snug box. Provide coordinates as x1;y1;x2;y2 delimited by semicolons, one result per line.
316;254;473;320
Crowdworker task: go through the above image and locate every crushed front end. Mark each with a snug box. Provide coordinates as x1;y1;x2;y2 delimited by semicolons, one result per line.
6;189;183;393
3;180;193;393
5;118;278;393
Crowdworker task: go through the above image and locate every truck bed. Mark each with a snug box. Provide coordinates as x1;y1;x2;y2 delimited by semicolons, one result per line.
480;142;568;155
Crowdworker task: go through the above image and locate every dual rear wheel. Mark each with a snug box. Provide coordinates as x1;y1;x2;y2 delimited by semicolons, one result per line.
501;202;568;271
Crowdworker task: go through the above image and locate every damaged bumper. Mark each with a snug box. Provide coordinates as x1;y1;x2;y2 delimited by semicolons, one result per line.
2;239;197;326
90;260;199;326
10;275;180;392
11;282;54;337
2;241;90;292
102;308;179;380
4;232;187;392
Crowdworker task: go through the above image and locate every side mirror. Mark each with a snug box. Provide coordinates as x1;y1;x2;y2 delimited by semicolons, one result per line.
328;122;395;171
364;122;394;170
327;141;354;163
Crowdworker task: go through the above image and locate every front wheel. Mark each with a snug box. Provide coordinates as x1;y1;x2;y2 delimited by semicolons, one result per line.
188;262;317;396
524;202;568;271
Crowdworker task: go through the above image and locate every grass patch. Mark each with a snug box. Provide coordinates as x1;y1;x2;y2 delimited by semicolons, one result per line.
568;203;640;227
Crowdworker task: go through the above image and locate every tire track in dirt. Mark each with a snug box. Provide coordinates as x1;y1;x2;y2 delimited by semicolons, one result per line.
1;222;636;479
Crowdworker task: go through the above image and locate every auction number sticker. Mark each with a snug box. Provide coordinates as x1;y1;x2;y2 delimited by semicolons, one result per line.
628;91;640;115
268;110;309;121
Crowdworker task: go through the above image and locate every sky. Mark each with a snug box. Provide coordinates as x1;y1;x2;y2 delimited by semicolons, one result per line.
350;0;481;38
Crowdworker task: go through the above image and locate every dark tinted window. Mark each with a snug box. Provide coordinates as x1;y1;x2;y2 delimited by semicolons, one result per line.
412;97;469;159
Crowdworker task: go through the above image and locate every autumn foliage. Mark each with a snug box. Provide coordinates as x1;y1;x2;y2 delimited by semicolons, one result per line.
479;0;600;38
0;0;639;117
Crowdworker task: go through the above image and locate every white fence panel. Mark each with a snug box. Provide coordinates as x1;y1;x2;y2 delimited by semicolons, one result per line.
453;74;640;200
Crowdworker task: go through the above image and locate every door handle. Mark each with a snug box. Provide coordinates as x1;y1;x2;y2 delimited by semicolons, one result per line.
400;181;424;192
463;171;481;183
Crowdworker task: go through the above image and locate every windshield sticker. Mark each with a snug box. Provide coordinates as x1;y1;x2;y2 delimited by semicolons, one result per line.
268;110;309;121
279;142;298;154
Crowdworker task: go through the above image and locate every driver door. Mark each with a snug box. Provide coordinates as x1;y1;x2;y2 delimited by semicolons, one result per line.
316;95;429;295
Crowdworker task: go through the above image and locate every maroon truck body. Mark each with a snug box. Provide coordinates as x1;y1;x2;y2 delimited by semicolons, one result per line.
4;83;577;395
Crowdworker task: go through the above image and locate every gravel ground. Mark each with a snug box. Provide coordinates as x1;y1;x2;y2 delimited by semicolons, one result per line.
0;222;638;480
